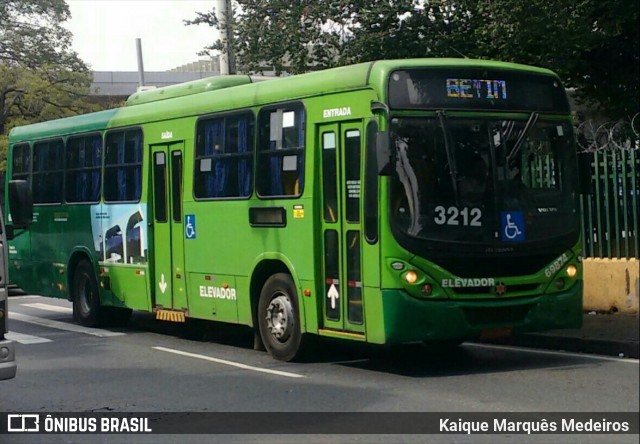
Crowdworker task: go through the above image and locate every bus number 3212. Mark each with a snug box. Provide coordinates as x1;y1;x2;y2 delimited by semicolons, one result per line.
434;206;482;227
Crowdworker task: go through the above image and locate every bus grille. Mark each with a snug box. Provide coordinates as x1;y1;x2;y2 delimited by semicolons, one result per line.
463;304;533;326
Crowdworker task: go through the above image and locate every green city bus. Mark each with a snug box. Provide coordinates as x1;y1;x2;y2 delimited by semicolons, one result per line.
5;59;583;361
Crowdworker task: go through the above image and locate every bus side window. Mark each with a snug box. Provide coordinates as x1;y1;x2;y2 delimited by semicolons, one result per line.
104;129;143;203
257;105;305;198
32;139;64;205
66;135;102;203
195;112;254;199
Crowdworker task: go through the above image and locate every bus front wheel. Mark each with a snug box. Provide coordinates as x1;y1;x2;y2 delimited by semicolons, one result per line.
258;273;304;362
72;260;104;327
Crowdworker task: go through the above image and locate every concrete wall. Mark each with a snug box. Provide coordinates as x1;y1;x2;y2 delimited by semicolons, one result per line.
583;258;639;314
90;71;220;96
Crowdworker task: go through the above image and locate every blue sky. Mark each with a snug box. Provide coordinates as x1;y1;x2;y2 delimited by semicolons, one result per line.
65;0;221;72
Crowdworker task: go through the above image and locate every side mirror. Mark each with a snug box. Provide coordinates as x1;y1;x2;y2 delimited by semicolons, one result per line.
376;131;394;176
8;179;33;227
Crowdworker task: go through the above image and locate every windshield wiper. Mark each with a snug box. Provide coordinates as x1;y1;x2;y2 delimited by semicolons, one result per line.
507;112;539;164
437;110;460;205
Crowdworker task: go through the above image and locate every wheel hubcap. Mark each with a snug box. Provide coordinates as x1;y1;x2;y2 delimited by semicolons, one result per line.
265;294;293;342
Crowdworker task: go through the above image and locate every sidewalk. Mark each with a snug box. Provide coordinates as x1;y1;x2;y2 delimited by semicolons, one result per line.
498;312;639;359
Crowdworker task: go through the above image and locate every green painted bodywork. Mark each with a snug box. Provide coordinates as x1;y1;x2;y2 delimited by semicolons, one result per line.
6;58;582;345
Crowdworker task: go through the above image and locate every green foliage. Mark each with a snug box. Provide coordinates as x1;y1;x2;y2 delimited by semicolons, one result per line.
470;0;639;120
189;0;638;119
0;0;96;171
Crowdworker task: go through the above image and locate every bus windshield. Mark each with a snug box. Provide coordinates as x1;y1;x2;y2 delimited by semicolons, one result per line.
389;116;579;254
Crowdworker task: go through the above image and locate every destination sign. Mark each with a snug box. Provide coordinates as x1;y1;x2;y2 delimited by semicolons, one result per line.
388;68;570;113
446;78;507;100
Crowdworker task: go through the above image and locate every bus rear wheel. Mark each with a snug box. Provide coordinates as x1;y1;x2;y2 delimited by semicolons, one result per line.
72;260;105;327
258;273;304;362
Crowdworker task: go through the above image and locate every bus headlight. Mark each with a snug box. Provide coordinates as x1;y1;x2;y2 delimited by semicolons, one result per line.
566;265;578;278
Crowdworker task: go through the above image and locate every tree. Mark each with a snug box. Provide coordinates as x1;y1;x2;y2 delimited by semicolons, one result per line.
470;0;639;120
1;0;96;170
190;0;638;119
186;1;488;74
186;1;345;75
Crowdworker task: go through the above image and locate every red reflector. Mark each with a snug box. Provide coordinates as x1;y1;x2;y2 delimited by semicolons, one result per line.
205;276;211;281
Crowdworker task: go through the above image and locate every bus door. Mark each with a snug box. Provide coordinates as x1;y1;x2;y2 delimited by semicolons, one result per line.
319;122;365;335
150;143;188;313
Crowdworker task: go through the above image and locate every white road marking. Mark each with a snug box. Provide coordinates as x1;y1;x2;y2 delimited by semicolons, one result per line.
6;331;52;344
153;346;305;379
10;313;125;337
21;303;73;314
8;295;40;300
467;343;639;364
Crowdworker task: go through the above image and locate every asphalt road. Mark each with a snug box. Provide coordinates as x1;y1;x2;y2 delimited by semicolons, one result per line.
2;295;638;444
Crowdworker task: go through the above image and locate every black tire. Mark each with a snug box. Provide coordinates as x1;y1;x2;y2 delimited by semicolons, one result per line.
72;260;105;327
258;273;305;362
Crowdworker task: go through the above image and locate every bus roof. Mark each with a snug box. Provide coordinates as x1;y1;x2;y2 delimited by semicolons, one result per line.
8;58;559;143
8;108;119;144
125;75;255;106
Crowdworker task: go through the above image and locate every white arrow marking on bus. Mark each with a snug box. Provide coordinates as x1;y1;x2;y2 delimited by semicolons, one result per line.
327;284;339;309
159;274;167;294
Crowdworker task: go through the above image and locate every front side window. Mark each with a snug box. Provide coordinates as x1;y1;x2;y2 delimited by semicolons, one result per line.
11;143;31;182
194;112;254;199
389;116;579;252
256;104;305;197
33;139;64;204
104;129;143;202
66;134;102;203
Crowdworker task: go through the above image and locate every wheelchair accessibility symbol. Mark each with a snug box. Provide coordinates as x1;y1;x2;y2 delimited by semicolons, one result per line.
185;214;196;239
501;211;525;241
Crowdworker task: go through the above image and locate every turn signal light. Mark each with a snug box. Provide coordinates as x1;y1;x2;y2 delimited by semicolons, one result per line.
404;270;418;284
566;265;578;278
